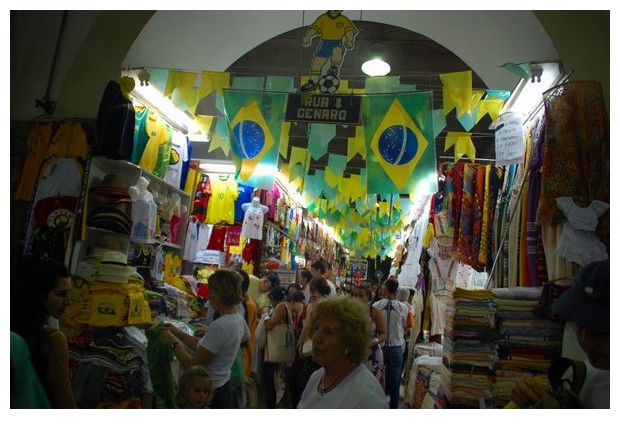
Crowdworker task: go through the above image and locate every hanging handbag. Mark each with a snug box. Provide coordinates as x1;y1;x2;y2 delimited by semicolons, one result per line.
264;307;296;363
301;338;313;357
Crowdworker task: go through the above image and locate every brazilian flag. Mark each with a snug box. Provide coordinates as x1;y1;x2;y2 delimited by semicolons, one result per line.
223;90;287;189
362;92;438;195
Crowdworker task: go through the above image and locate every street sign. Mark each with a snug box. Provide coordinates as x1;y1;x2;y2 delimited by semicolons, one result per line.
285;93;361;125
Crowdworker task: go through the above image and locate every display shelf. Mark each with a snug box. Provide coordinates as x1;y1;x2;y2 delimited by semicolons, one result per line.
131;236;183;250
90;156;190;198
74;155;191;273
86;226;131;240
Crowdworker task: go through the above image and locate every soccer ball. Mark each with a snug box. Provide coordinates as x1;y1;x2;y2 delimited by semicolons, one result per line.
318;74;340;94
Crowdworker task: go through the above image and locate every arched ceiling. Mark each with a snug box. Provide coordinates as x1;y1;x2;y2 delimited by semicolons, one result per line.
123;10;558;91
123;11;558;170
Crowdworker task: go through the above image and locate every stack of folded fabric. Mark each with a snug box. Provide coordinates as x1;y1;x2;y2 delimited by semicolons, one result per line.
408;354;444;409
437;287;497;408
67;327;145;408
491;286;564;407
87;174;132;235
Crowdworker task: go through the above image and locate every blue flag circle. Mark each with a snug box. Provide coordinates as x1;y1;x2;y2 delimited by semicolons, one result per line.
378;125;418;165
232;120;265;159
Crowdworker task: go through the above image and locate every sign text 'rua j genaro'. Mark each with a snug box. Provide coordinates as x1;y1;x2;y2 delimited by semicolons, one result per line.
285;93;361;125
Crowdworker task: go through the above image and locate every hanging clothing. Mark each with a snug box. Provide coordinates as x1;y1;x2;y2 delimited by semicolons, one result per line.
163;131;189;190
537;81;609;234
95;80;135;160
205;175;238;225
14;122;53;201
455;163;475;265
241;203;268;240
234;183;255;222
136;110;169;174
427;256;458;336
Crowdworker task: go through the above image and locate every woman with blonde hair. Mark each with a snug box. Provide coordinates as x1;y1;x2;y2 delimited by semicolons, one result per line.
298;296;388;408
163;269;249;408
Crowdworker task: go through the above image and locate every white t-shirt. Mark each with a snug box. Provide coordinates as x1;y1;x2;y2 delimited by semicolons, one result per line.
198;313;249;388
297;364;388;409
241;204;268;240
302;283;312;304
580;360;610;408
373;298;410;347
326;279;337;297
163;131;188;189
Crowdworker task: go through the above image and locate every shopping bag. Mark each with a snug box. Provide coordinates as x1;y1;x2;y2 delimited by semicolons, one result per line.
301;338;313;357
255;313;268;349
264;309;295;363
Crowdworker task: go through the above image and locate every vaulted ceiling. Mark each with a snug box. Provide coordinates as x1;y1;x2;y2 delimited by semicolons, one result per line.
224;21;495;177
122;11;558;179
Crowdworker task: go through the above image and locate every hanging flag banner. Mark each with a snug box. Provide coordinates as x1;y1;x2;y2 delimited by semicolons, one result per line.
362;92;438;195
223;89;287;189
347;125;366;160
445;131;475;162
308;123;335;160
456;89;485;131
195;71;230;117
208;117;231;156
440;70;473;116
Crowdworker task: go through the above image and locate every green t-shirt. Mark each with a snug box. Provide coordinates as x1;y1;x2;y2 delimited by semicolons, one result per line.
10;331;51;409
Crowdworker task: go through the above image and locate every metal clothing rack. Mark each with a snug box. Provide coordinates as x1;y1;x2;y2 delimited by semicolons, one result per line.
483;72;573;289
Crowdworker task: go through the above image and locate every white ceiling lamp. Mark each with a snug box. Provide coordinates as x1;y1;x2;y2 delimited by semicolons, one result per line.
361;41;391;77
198;160;236;174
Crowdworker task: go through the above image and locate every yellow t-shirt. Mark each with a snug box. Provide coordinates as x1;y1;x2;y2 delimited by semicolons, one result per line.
138;111;168;174
205;174;239;225
310;13;358;41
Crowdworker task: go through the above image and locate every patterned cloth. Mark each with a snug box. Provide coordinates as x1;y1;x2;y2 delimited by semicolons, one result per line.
478;165;491;267
470;165;485;270
455;163;475;265
537;81;610;235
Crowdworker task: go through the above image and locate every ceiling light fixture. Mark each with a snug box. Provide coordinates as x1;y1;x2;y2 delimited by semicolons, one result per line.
198;160;236;174
361;41;391;77
493;61;565;125
121;69;201;135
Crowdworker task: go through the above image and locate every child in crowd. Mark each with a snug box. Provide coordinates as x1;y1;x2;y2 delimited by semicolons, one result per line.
176;365;213;409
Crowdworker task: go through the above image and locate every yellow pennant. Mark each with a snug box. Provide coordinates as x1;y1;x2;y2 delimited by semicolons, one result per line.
324;166;342;188
194;115;215;136
289;146;308;167
279;162;290;180
457;89;485;118
440;70;472;116
279;121;291;158
378;201;390;218
347;125;366;161
165;70;197;104
476;99;505;123
208;131;231;156
198;71;230;101
445;131;475;162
